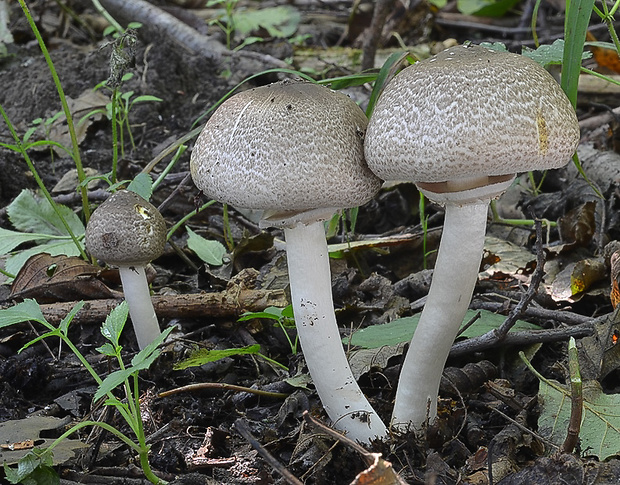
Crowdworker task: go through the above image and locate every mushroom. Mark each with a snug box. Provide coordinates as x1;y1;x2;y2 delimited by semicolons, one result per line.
190;81;387;443
364;44;580;431
85;190;167;350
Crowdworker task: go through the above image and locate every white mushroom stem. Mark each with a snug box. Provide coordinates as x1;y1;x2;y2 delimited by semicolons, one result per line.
283;220;388;443
118;265;161;350
390;201;489;431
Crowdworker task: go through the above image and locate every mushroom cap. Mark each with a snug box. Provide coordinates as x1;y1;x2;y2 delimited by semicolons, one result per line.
190;81;381;216
85;190;167;267
365;44;580;184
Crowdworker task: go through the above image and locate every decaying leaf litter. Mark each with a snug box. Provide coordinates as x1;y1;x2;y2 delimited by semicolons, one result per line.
1;0;620;483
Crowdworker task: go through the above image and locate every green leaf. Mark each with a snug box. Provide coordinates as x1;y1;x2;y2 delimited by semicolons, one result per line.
238;307;285;322
521;39;592;68
238;305;294;323
562;0;596;106
538;380;620;460
234;6;300;38
186;227;226;266
0;299;48;329
5;239;84;280
130;95;163;104
325;73;379;91
0;227;55;254
7;190;85;237
96;342;117;357
366;51;409;118
100;301;129;347
456;0;520;16
94;327;173;401
0;416;86;469
95;353;159;401
59;301;85;336
126;172;153;201
174;344;261;370
346;309;539;349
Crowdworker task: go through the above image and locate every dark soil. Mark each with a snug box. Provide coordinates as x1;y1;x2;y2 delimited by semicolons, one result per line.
2;1;620;484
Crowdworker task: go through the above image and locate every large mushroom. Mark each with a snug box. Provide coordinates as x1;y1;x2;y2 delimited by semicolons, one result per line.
190;80;387;443
364;44;580;431
85;190;167;350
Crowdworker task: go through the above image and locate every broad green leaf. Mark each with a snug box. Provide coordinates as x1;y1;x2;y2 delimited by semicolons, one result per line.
126;172;153;201
346;309;539;349
0;228;77;256
457;0;520;16
522;39;591;68
0;299;48;329
186;227;226;266
0;416;87;468
100;301;129;347
5;239;84;280
7;190;84;237
538;379;620;460
234;6;300;38
174;344;261;370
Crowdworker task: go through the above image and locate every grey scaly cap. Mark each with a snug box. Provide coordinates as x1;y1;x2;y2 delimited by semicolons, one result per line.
365;44;580;184
190;81;381;221
85;190;167;267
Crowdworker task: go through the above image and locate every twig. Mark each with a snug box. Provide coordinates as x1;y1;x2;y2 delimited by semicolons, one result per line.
233;419;303;485
449;220;557;356
470;300;592;327
302;411;370;459
158;382;289;399
561;337;583;454
495;219;546;339
8;288;287;325
488;405;558;450
361;0;397;71
449;323;595;357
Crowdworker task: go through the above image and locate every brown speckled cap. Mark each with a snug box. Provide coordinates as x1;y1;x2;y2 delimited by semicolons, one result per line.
365;44;580;184
85;190;167;267
190;81;381;217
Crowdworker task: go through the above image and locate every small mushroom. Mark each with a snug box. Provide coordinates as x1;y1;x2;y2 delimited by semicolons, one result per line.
190;81;387;443
85;190;167;350
364;44;580;431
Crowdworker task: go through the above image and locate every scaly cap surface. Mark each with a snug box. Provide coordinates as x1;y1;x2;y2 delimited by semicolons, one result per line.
365;44;580;183
85;190;167;267
190;81;381;215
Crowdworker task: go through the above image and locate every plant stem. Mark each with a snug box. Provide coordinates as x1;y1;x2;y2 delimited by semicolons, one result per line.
111;88;119;183
90;0;124;33
17;0;91;222
391;202;488;431
0;105;89;261
284;220;387;443
167;200;216;240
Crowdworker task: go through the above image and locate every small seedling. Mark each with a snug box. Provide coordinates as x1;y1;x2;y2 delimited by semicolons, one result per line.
0;300;172;484
239;305;297;355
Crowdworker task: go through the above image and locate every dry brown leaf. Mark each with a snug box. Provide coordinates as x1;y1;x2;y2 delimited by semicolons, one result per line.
350;452;408;485
10;253;121;303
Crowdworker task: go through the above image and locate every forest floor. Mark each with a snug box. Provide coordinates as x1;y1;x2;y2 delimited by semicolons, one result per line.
1;0;620;484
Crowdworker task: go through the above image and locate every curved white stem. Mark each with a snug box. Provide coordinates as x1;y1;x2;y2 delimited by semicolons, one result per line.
284;221;388;443
118;265;161;350
390;202;489;431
